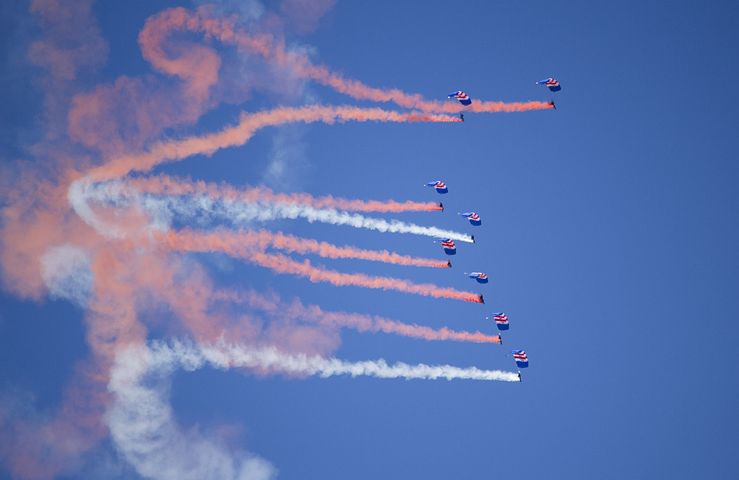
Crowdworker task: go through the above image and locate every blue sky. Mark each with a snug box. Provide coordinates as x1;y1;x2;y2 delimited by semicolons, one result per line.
1;1;738;479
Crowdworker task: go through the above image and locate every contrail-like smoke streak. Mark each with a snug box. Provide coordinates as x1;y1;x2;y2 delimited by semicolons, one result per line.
129;175;444;213
69;180;475;243
159;229;451;269
141;7;554;115
217;290;502;344
86;105;460;181
115;340;520;383
246;251;483;303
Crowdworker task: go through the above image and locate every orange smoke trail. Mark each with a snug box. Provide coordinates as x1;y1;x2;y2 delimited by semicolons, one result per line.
375;321;501;343
142;7;554;115
158;228;450;268
85;105;459;181
297;63;553;113
127;175;443;213
217;289;500;344
249;251;481;303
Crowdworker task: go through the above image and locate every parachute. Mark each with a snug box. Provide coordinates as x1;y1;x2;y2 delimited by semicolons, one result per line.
537;77;561;92
467;272;489;284
512;350;529;368
448;91;472;106
489;312;509;330
440;238;457;255
459;211;482;226
425;180;448;194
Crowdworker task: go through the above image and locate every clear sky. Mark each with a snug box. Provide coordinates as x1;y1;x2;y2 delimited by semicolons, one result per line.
1;1;738;479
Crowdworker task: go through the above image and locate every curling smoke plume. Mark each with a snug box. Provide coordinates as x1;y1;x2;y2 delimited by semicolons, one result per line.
140;7;554;115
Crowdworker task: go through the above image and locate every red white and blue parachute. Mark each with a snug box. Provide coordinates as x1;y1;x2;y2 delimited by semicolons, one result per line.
537;77;561;92
459;211;482;226
513;350;529;368
490;312;509;330
425;180;448;194
466;272;489;283
448;91;472;106
439;238;457;255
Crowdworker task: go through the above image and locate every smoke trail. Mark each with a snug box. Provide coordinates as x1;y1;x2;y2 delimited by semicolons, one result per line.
116;340;520;382
246;251;483;303
217;290;501;344
233;202;474;243
159;229;451;269
128;175;444;213
296;63;553;114
141;7;554;115
70;179;475;243
86;105;460;181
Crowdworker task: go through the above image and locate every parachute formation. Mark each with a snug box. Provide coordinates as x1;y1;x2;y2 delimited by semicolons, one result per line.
0;8;569;477
423;181;530;374
65;5;552;397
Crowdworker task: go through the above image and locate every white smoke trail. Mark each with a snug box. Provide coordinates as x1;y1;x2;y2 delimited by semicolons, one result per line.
69;178;475;243
120;340;521;382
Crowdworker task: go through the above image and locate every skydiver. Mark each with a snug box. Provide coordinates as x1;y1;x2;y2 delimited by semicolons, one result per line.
460;113;465;122
446;260;452;268
549;100;556;110
498;335;503;344
471;235;475;243
439;202;444;211
478;294;485;304
517;372;522;382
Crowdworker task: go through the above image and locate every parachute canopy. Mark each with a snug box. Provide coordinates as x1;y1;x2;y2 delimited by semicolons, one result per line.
440;238;457;255
513;350;529;368
426;180;448;194
491;312;509;330
537;77;561;92
448;91;472;106
467;272;489;283
459;211;482;226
